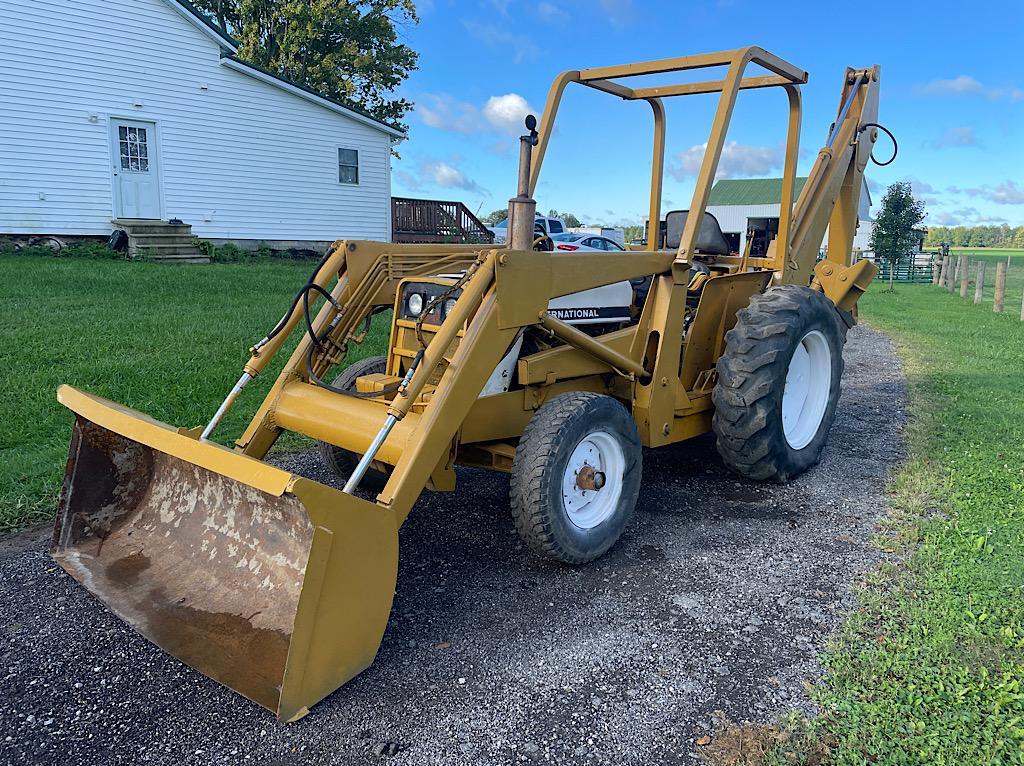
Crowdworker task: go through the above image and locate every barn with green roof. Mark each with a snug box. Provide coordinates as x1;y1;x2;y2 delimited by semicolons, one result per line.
705;176;872;257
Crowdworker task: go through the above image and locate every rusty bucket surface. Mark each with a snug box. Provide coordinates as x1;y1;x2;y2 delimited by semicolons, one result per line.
52;386;400;722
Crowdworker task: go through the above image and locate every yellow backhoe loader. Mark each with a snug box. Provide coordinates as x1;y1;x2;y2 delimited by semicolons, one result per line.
52;48;886;721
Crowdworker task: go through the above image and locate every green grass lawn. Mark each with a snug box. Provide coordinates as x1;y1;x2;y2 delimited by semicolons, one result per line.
789;283;1024;764
0;255;387;530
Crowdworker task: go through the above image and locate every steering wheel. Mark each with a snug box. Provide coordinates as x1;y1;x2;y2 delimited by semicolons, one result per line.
532;233;554;252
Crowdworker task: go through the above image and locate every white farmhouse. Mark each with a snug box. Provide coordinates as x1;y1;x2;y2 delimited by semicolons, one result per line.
705;177;873;257
1;0;405;258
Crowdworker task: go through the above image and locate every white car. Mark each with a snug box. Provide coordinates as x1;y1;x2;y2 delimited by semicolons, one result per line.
551;233;626;252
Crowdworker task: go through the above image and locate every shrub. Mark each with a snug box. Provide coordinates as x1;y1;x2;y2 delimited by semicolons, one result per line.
0;241;123;259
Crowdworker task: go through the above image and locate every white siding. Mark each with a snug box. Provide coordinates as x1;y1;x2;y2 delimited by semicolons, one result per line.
0;0;395;241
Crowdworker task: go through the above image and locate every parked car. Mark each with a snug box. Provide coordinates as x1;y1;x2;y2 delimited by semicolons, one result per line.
551;233;626;252
488;214;567;245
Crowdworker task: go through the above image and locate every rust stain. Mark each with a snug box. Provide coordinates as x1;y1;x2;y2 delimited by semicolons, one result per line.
104;550;150;586
52;417;315;715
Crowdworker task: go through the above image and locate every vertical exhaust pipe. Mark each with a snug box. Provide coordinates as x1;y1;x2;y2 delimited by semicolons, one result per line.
508;115;539;251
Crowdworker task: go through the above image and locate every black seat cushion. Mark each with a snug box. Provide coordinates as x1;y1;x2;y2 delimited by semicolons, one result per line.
664;210;731;255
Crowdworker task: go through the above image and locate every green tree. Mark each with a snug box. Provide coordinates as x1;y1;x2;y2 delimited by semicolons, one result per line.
192;0;418;130
481;208;507;225
547;209;582;228
870;182;926;290
623;225;645;243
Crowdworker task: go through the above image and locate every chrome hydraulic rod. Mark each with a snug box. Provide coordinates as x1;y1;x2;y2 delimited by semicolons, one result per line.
200;372;253;440
826;74;864;148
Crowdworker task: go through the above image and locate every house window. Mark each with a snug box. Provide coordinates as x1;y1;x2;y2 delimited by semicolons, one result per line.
338;148;359;184
119;126;149;172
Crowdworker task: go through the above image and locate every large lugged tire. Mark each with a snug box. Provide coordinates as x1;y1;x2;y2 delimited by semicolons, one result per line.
712;285;846;482
317;355;392;491
510;392;642;564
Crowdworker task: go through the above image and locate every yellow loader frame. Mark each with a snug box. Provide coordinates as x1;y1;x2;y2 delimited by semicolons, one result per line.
53;47;881;721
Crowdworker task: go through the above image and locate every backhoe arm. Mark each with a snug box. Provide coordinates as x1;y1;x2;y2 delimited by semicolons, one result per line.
781;66;881;307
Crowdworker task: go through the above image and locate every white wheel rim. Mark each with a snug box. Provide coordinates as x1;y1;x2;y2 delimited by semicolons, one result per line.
560;431;625;529
782;330;832;450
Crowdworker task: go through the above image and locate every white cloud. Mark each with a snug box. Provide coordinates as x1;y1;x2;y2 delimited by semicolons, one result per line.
930;126;977;149
417;93;484;133
918;75;1023;101
905;178;937;195
396;159;486;195
463;20;539;64
426;160;483;192
537;1;568;22
483;93;537;135
964;180;1024;205
670;141;782;180
598;0;634;25
920;75;986;96
415;91;537;137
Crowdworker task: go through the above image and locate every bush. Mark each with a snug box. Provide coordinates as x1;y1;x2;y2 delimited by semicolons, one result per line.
0;240;123;260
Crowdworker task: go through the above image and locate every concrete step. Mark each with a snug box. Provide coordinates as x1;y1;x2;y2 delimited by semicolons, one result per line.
128;233;197;246
134;243;200;255
132;242;206;261
114;220;193;236
147;254;210;264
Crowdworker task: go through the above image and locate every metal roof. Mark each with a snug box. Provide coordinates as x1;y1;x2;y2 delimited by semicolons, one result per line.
707;177;809;206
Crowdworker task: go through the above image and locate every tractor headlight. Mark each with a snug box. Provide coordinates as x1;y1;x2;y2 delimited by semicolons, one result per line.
442;297;458;318
406;292;424;317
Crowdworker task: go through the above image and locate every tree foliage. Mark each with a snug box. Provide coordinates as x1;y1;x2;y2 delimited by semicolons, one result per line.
925;222;1024;249
870;182;926;269
481;208;507;225
622;225;645;243
547;209;581;228
192;0;418;129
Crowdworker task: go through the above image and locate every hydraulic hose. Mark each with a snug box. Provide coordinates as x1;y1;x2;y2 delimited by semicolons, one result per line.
859;122;898;166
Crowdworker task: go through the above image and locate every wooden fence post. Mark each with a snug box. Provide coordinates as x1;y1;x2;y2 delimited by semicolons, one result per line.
960;256;969;298
974;261;985;304
994;261;1007;313
932;257;941;284
948;256;958;292
938;256;949;288
1020;288;1024;321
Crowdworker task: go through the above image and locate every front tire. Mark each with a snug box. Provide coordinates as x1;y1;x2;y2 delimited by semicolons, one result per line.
510;392;642;564
712;285;846;482
317;355;393;491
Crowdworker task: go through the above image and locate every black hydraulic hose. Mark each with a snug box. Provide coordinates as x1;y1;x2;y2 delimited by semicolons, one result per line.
261;249;334;345
301;282;342;350
859;122;898;166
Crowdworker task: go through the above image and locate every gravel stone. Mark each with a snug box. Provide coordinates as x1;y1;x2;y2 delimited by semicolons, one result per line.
0;325;904;765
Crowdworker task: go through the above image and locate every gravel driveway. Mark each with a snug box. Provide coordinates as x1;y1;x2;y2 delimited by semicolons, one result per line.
0;325;905;766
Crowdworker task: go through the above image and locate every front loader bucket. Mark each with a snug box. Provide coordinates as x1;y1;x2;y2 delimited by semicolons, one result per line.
51;385;399;722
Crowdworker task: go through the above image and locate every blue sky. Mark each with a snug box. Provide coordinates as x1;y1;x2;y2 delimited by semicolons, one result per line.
389;0;1024;228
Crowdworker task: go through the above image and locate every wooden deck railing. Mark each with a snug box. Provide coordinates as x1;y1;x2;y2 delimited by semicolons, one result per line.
391;197;495;245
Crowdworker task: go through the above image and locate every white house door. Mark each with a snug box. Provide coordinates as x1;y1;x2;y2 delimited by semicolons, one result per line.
111;120;161;219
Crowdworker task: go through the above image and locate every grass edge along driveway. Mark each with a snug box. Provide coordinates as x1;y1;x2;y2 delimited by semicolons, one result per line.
758;284;1024;765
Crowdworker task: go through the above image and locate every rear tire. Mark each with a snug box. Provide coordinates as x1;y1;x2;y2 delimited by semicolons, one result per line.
510;392;642;564
712;285;846;482
317;355;392;491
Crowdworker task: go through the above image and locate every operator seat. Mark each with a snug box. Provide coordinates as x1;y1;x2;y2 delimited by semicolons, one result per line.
664;210;731;255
